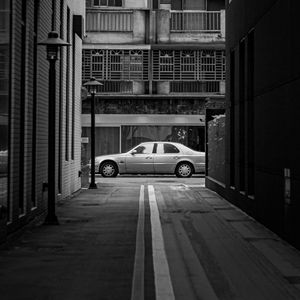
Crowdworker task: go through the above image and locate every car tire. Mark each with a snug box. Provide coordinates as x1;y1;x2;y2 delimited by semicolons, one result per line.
100;161;118;177
175;162;193;178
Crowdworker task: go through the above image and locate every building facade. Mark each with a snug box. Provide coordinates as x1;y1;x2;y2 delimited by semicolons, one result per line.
0;0;84;242
81;0;225;163
208;0;300;249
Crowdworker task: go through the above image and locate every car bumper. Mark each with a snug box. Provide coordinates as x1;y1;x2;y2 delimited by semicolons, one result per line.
194;162;205;173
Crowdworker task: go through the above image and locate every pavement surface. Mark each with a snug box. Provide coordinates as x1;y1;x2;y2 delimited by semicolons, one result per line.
1;176;300;299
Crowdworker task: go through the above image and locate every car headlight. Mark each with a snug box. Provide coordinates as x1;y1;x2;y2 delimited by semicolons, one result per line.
95;158;101;164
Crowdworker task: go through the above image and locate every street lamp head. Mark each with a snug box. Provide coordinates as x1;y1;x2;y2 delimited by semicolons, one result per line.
38;31;71;60
83;77;103;94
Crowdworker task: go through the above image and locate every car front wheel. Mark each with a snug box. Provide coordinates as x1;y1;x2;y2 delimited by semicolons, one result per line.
100;161;118;177
175;162;193;178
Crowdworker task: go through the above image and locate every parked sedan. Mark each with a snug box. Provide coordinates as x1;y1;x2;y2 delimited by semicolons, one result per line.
92;142;205;178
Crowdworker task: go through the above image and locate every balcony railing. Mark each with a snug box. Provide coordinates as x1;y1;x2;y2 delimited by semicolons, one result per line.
170;11;221;33
86;9;133;32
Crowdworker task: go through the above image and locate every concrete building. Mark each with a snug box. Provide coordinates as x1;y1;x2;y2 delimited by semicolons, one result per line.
208;0;300;249
0;0;84;242
81;0;225;162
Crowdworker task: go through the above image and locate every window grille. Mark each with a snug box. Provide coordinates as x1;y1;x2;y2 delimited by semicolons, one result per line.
199;50;216;80
130;50;143;80
181;50;195;80
159;50;175;79
152;49;225;81
83;49;225;88
170;81;220;94
91;50;104;79
82;49;150;82
222;51;226;80
109;50;123;80
93;0;122;7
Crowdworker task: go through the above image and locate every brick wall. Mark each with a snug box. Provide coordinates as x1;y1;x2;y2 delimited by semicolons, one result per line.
0;0;84;241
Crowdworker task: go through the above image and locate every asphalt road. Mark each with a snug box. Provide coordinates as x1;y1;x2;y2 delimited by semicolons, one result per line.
1;177;300;299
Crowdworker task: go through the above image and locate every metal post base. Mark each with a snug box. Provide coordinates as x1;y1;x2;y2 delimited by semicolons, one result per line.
44;214;59;225
89;182;98;189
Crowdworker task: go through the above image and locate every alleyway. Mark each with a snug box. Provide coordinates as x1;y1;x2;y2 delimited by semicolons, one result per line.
1;177;300;300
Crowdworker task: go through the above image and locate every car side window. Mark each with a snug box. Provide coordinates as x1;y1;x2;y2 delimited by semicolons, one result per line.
164;143;180;154
134;143;153;154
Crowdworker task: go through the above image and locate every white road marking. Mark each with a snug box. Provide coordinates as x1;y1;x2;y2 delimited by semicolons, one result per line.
148;185;175;300
131;185;145;300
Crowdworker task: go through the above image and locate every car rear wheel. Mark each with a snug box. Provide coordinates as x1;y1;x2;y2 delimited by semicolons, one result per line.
175;162;193;178
100;161;118;177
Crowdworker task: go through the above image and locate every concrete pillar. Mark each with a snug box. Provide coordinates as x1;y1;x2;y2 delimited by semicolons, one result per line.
156;9;170;43
148;10;157;44
133;10;146;42
133;82;145;94
157;81;170;94
220;81;226;94
221;10;226;38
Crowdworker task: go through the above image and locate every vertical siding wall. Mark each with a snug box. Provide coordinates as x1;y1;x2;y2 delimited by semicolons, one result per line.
225;0;300;249
1;0;84;240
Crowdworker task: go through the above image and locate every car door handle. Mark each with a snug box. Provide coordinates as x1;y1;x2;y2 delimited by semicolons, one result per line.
146;156;152;159
173;156;179;159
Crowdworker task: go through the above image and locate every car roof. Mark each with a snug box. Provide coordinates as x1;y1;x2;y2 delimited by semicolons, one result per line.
140;141;181;145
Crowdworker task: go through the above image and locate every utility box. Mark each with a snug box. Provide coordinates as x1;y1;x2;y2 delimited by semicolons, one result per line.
81;164;90;188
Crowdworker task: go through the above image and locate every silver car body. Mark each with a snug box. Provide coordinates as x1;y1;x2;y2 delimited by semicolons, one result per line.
94;142;205;175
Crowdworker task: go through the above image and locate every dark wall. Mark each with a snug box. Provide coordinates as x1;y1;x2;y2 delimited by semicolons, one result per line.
207;0;225;11
224;0;300;248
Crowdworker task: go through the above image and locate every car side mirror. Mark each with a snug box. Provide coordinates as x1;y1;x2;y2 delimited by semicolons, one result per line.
131;150;137;155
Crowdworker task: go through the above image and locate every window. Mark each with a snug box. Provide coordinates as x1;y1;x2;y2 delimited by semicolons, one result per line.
93;0;122;7
200;50;216;80
0;0;9;33
91;50;104;79
65;7;70;161
110;50;123;80
160;50;174;76
181;51;195;80
164;144;180;154
134;144;153;154
157;143;180;154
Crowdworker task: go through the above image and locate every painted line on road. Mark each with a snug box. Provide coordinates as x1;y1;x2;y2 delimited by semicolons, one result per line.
131;185;145;300
148;185;175;300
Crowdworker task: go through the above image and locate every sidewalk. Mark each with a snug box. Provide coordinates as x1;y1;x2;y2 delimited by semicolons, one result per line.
0;184;140;300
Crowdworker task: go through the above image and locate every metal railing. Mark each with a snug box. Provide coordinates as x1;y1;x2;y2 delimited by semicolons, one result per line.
86;9;133;32
170;10;221;33
170;81;221;94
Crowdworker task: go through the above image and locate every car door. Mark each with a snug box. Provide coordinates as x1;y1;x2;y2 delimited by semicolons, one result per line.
125;143;154;174
153;143;181;173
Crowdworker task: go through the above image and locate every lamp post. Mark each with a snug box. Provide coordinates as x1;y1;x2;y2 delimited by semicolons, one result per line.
38;31;70;225
83;78;103;189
